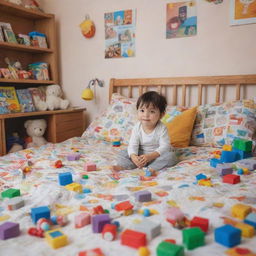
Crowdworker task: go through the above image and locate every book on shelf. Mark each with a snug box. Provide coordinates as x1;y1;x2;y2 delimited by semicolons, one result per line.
0;22;17;44
16;88;36;113
0;86;21;114
28;86;47;111
0;26;4;42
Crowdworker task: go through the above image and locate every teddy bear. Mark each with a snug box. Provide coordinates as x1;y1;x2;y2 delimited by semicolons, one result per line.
24;119;48;148
45;84;70;111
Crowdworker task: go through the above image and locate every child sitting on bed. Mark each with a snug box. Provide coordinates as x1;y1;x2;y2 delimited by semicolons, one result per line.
112;91;177;172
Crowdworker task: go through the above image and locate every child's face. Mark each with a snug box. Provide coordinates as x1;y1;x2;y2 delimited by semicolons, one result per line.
137;103;162;129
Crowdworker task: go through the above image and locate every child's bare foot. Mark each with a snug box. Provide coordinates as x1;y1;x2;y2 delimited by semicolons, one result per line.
111;165;125;172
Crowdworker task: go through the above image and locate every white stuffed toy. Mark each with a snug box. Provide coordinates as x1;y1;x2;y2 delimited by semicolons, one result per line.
24;119;48;148
46;84;69;111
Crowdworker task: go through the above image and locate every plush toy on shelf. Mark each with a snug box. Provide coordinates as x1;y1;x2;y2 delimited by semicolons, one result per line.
24;119;48;148
45;84;70;111
6;131;25;153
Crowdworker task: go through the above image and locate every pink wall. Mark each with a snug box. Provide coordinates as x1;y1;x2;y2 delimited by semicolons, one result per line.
42;0;256;124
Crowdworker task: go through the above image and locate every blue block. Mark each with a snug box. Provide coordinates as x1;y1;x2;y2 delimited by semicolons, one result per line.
31;206;50;224
221;151;239;163
232;149;252;160
214;224;241;248
244;213;256;229
58;172;73;186
196;173;207;181
210;158;222;168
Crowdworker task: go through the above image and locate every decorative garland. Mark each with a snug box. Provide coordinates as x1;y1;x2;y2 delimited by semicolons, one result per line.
205;0;223;4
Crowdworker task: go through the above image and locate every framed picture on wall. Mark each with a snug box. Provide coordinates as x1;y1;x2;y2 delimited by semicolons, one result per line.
230;0;256;25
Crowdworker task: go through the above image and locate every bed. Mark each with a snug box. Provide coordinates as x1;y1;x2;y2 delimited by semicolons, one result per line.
0;74;256;256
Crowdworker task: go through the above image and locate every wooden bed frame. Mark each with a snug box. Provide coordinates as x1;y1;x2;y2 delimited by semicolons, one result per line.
109;74;256;106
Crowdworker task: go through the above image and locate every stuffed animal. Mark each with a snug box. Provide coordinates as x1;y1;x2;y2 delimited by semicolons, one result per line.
24;119;48;148
6;131;25;153
45;84;69;111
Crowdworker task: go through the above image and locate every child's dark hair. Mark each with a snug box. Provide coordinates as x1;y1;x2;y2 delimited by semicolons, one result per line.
136;91;167;114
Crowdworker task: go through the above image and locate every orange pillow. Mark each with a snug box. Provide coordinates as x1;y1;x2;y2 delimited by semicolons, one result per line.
165;106;197;148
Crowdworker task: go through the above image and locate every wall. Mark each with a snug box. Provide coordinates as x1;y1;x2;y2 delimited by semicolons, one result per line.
41;0;256;124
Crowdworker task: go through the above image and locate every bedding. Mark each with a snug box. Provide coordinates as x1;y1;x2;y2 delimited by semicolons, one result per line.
0;135;256;256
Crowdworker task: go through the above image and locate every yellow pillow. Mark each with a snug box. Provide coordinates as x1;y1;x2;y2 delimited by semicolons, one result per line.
165;106;197;148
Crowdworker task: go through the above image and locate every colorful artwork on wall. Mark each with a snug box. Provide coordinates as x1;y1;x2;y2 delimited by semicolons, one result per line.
166;1;197;39
104;9;136;58
230;0;256;25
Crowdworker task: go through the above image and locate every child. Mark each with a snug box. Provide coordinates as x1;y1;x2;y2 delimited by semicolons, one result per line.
112;91;177;172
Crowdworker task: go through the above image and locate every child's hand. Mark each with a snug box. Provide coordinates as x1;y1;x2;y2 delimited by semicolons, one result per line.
138;154;149;167
131;154;143;168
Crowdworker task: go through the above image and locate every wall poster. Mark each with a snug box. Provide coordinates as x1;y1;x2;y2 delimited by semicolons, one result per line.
104;9;136;59
230;0;256;25
166;1;197;39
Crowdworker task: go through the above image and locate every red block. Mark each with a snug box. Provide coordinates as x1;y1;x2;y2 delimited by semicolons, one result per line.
78;248;104;256
115;201;133;211
223;174;240;184
102;224;117;241
121;229;146;249
190;216;209;232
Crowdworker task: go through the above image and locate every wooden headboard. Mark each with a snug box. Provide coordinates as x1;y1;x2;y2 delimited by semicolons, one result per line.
109;74;256;106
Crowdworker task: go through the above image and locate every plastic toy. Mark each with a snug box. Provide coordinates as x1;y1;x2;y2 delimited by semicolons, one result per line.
121;229;147;249
7;196;24;210
223;174;240;184
67;153;81;161
196;173;207;181
6;131;24;153
190;216;209;232
112;139;121;147
165;207;184;226
235;222;254;238
28;227;44;238
78;248;104;256
0;222;20;240
84;162;96;172
138;246;150;256
156;241;184;256
45;229;68;249
115;201;134;211
102;224;117;241
217;164;234;176
214;224;241;248
135;190;152;202
58;172;73;186
31;206;50;224
92;205;105;215
37;218;51;231
133;219;161;240
198;178;213;187
65;183;82;193
1;188;20;199
231;204;252;220
223;145;232;151
55;160;63;168
210;158;222;168
233;139;252;152
92;214;111;233
221;151;239;163
75;212;91;228
182;227;205;250
244;213;256;229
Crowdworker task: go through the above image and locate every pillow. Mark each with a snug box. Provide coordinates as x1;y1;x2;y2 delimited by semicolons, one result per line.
190;99;256;148
165;107;197;148
84;93;187;144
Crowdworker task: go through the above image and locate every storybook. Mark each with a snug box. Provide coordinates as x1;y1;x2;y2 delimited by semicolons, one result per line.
16;88;36;112
0;86;21;113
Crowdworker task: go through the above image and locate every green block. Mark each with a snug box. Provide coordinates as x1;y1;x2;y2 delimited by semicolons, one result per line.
82;175;89;179
182;227;205;250
1;188;20;199
233;139;252;152
156;241;184;256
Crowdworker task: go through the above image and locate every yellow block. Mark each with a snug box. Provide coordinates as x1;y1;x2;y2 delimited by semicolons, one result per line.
235;222;255;238
223;145;232;151
231;204;252;220
45;229;68;249
123;209;133;216
65;183;82;193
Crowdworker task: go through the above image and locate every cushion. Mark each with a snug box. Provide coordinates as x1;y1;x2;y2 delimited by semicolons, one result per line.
191;99;256;148
165;107;197;148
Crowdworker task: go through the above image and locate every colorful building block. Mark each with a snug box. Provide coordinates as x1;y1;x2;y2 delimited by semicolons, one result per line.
75;212;91;228
216;163;234;176
45;229;68;249
223;174;240;184
182;227;205;250
1;188;20;199
65;182;82;193
78;248;105;256
138;246;150;256
58;172;73;186
102;223;117;241
92;214;111;233
244;213;256;229
121;229;147;249
231;204;252;220
115;201;133;211
156;241;184;256
221;151;239;163
196;173;207;181
112;140;121;147
133;219;161;240
7;196;24;210
235;222;254;238
165;207;184;224
233;139;252;152
67;153;80;161
232;149;252;160
210;158;222;168
223;145;232;151
31;206;50;224
0;222;20;240
190;216;209;233
84;162;96;172
135;190;152;202
214;224;241;248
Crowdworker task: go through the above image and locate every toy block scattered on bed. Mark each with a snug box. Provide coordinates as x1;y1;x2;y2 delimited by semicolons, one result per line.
1;188;20;199
45;229;68;249
31;206;50;224
0;222;20;240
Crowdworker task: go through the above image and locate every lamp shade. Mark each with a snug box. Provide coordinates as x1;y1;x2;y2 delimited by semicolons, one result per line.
81;88;94;100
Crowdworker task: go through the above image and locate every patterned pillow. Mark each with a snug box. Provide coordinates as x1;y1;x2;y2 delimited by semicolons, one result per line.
83;93;186;144
191;99;256;148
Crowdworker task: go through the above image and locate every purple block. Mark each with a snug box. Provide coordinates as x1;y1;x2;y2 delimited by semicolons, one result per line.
67;153;81;161
135;190;152;202
0;222;20;240
216;163;234;176
92;214;110;233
